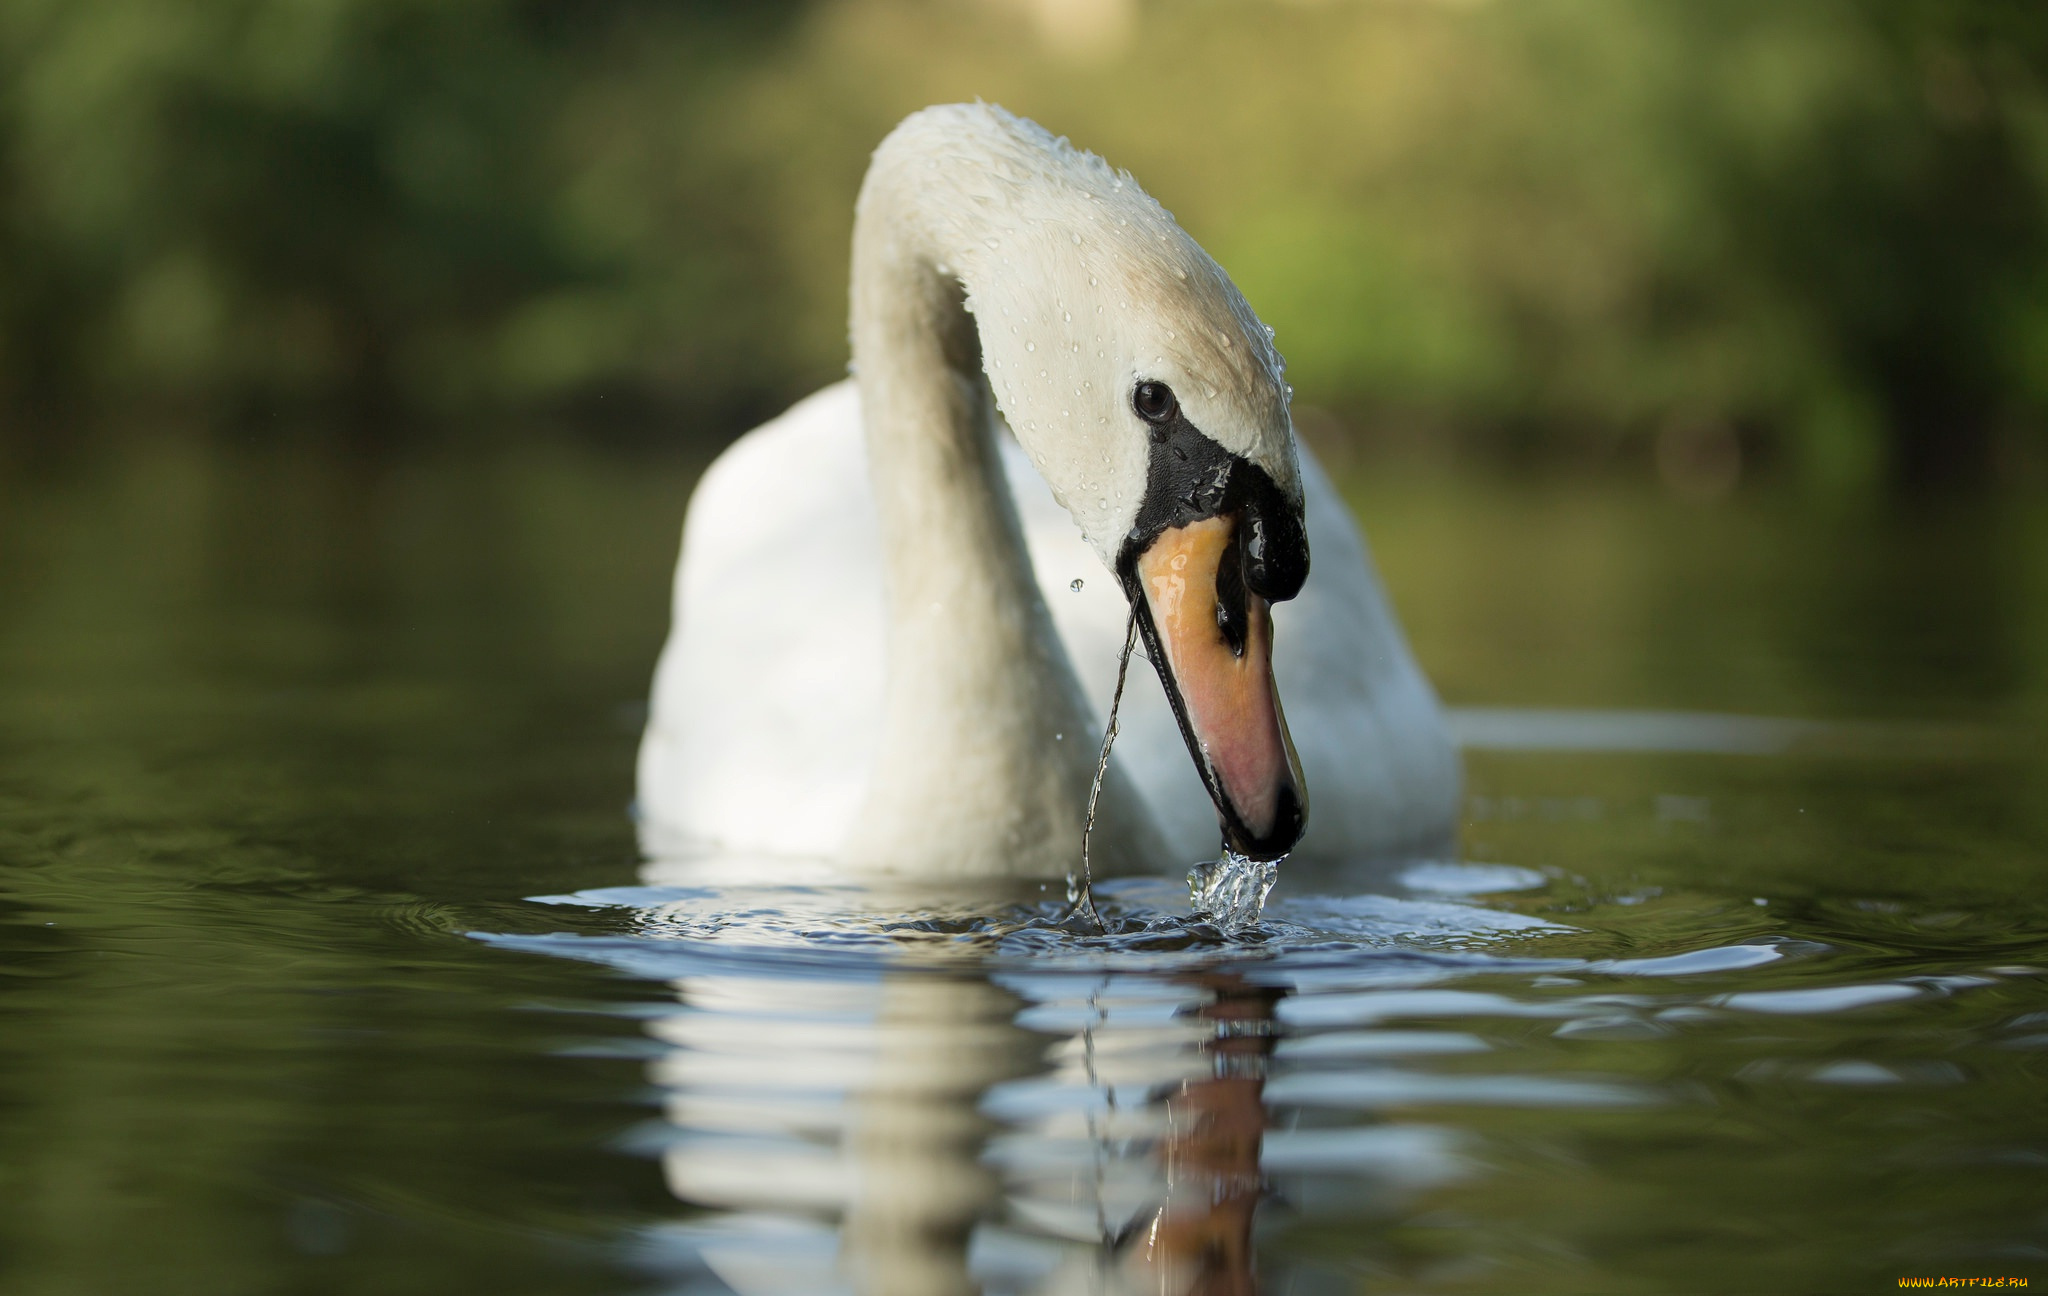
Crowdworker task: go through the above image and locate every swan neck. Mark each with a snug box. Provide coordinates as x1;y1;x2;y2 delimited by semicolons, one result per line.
843;153;1138;877
850;161;1034;640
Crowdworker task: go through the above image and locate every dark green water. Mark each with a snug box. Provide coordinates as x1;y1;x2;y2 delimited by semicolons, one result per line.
2;434;2043;1295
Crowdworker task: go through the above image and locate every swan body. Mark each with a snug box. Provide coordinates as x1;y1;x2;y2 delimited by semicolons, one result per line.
637;104;1458;876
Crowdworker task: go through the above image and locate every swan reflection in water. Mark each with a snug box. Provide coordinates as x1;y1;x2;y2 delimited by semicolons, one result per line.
631;960;1457;1295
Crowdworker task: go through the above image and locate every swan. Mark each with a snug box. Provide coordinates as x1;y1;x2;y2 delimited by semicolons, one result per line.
637;104;1458;879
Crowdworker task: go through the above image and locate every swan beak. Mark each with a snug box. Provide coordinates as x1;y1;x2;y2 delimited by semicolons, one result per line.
1133;515;1308;860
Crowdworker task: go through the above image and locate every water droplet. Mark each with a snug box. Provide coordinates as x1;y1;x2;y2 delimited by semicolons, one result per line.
1063;312;1071;322
1088;276;1097;286
1039;370;1048;379
1055;731;1065;740
1176;267;1188;280
1026;341;1036;352
985;237;1000;249
1069;578;1084;592
1071;233;1082;245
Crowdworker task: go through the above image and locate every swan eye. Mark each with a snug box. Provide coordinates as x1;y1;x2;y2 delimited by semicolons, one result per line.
1132;380;1178;425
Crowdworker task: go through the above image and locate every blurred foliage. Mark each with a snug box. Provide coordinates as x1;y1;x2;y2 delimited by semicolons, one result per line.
1;0;2045;489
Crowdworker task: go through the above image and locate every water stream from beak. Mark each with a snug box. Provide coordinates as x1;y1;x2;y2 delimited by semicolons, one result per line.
1070;608;1141;933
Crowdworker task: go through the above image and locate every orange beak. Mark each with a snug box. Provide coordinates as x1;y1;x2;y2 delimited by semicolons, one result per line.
1132;515;1307;859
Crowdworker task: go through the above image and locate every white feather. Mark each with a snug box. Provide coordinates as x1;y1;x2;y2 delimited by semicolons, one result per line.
637;381;1459;867
637;105;1458;874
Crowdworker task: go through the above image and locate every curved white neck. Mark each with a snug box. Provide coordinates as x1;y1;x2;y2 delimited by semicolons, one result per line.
842;138;1165;878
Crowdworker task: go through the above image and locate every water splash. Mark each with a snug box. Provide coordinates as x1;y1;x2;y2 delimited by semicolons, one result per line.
1188;851;1280;934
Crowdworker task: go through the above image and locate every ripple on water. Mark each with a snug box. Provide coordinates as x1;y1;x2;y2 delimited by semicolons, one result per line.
495;870;1576;979
470;864;2040;1295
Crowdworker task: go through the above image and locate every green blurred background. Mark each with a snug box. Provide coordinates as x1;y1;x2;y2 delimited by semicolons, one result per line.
4;0;2046;495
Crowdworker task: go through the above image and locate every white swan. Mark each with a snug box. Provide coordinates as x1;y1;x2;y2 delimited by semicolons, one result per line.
638;104;1458;878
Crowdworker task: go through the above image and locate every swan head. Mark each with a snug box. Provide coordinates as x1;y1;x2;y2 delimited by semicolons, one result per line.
907;105;1311;859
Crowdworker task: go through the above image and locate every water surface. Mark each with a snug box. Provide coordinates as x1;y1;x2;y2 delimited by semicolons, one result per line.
1;434;2043;1294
